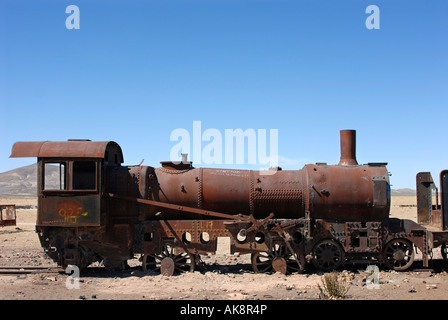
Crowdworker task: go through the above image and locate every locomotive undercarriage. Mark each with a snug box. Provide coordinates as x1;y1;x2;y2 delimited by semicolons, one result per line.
36;225;134;270
36;215;430;275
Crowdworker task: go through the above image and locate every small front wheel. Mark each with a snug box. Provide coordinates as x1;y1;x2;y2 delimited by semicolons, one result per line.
311;239;345;271
382;238;414;271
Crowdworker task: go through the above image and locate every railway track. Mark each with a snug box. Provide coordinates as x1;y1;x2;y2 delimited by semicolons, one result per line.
0;265;62;275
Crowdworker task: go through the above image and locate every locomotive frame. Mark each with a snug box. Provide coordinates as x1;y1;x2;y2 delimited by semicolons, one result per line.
9;131;448;275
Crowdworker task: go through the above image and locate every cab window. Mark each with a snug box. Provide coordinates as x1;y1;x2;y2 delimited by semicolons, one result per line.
73;161;96;190
43;162;67;190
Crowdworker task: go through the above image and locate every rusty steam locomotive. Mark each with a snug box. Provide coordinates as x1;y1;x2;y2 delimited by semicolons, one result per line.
9;130;448;275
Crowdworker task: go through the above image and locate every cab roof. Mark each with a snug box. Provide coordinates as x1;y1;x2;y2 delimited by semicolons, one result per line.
10;140;123;163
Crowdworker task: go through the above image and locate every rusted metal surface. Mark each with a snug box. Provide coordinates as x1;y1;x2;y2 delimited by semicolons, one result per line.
0;205;16;226
416;170;448;231
146;163;389;222
416;171;445;230
344;221;382;253
38;195;101;227
338;129;358;166
141;219;230;256
415;170;448;264
303;164;390;221
416;172;438;226
108;193;256;223
440;170;448;230
10;140;123;164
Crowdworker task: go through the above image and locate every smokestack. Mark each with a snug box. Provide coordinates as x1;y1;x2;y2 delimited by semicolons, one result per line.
339;130;358;166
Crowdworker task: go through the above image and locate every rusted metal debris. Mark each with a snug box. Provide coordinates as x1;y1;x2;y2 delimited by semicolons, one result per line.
0;266;61;275
0;205;16;227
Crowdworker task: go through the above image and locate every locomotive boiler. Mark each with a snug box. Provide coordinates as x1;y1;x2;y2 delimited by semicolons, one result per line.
145;129;390;222
9;130;439;275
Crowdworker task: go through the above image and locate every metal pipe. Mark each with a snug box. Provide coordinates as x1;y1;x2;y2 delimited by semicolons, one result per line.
339;130;358;166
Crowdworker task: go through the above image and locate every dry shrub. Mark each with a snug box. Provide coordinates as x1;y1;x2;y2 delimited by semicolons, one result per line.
318;271;350;299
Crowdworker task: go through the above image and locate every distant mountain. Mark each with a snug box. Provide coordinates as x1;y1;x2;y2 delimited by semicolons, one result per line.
0;164;61;197
0;164;37;196
391;188;416;196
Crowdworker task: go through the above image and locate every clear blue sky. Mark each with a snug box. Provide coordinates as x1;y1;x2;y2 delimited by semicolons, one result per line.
1;0;447;189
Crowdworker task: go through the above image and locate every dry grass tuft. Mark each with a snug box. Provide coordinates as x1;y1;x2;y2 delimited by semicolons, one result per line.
318;271;350;300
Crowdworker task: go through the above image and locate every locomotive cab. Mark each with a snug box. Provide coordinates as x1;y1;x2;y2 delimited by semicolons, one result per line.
10;140;123;227
10;140;127;269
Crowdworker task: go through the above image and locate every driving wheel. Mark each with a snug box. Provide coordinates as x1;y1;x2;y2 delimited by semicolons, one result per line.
142;242;196;275
251;243;304;274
